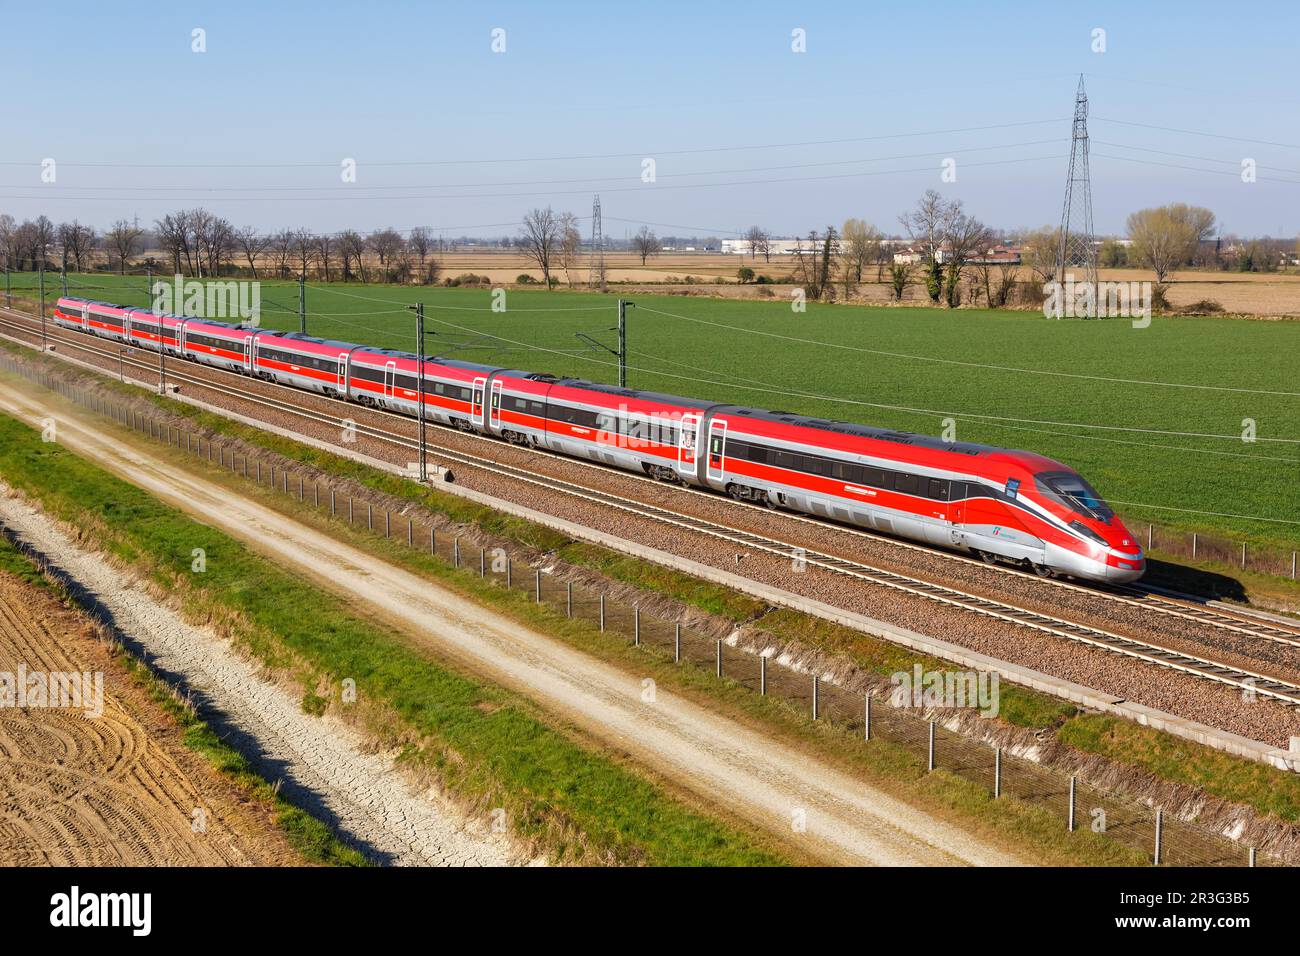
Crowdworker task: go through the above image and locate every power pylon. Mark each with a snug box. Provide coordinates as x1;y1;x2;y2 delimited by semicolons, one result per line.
587;195;606;291
1056;74;1097;310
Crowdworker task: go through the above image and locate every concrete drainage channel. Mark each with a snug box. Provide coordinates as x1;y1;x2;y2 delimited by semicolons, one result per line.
3;356;1284;867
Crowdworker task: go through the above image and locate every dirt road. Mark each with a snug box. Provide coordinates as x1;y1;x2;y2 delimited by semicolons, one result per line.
0;561;300;865
0;381;1023;866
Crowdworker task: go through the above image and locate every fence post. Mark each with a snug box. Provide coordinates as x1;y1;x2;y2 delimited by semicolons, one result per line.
453;537;460;568
673;623;680;663
1192;533;1198;560
367;503;373;531
256;460;260;482
566;581;573;617
994;747;1001;798
716;639;723;678
760;655;767;695
298;476;304;501
864;695;871;741
407;518;413;547
599;594;605;632
1249;847;1257;868
1293;551;1297;580
480;549;486;577
506;559;512;589
348;497;354;524
314;483;319;507
927;721;936;771
811;676;819;720
633;607;640;645
1147;523;1153;551
1242;542;1247;569
535;569;542;603
331;489;336;516
1068;776;1076;832
1153;809;1163;866
430;527;436;555
385;510;390;538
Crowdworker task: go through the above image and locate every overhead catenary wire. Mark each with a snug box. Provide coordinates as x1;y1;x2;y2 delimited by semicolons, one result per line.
0;118;1071;169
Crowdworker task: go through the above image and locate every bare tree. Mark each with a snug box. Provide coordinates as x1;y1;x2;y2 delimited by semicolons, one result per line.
57;221;96;272
234;226;270;278
557;212;582;287
155;213;186;274
0;215;16;271
517;207;561;288
198;215;235;276
1020;225;1061;288
367;228;404;279
791;228;839;301
291;228;317;278
1127;203;1217;290
316;233;335;282
408;227;433;283
900;190;952;303
940;209;991;308
338;230;364;282
271;229;294;279
631;226;659;266
743;225;771;262
30;215;55;271
841;218;882;297
106;219;144;274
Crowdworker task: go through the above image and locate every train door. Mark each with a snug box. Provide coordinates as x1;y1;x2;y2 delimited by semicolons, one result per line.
244;335;255;373
337;352;348;393
677;413;700;478
706;419;727;483
948;482;966;545
489;379;503;431
471;376;486;427
384;361;396;399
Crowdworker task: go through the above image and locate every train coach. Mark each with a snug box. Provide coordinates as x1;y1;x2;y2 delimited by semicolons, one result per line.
46;295;1145;583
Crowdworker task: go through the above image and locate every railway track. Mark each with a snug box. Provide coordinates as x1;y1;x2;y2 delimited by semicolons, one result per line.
6;307;1300;708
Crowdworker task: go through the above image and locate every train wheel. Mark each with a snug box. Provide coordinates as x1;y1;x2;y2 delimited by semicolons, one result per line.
979;551;998;565
1032;563;1055;578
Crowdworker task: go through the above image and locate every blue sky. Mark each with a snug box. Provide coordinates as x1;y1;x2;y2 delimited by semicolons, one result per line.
5;0;1298;238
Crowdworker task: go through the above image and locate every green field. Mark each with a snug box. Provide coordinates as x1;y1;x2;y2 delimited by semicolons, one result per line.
9;271;1300;552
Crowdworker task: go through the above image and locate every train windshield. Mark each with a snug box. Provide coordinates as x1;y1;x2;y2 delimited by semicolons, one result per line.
1034;471;1114;523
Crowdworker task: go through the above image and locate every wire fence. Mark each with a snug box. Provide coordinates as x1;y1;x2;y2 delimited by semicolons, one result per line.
0;351;1284;868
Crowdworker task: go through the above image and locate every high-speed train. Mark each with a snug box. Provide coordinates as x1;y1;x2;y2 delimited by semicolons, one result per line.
51;295;1145;583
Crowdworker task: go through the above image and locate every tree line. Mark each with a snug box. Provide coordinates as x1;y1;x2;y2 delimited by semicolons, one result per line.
1;199;1290;302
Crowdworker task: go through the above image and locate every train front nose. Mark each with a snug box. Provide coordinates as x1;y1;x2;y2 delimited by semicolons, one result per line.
1105;552;1146;583
1104;523;1146;582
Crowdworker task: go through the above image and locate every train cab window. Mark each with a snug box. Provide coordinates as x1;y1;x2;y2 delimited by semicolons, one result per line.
927;478;950;501
1035;471;1115;523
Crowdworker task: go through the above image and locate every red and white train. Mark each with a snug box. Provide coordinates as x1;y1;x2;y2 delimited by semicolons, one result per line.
51;295;1145;583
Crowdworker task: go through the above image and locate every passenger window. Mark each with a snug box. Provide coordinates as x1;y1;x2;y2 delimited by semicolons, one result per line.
928;478;950;500
894;473;919;495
